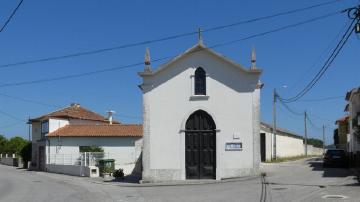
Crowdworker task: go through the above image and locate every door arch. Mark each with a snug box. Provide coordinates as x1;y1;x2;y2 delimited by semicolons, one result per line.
185;110;216;179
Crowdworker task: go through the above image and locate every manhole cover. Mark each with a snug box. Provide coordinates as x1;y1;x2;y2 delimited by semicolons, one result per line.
322;195;348;199
272;187;287;190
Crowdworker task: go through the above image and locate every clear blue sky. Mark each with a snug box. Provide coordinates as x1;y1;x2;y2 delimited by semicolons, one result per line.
0;0;359;145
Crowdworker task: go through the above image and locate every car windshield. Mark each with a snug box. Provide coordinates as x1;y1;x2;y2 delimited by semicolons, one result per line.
326;150;345;156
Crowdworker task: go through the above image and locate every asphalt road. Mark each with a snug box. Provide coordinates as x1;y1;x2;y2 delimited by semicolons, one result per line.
0;158;359;202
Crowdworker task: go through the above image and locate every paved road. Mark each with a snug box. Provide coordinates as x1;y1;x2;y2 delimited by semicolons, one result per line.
0;158;359;202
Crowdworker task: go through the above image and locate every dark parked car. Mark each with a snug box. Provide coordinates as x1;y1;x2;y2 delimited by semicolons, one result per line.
323;149;348;168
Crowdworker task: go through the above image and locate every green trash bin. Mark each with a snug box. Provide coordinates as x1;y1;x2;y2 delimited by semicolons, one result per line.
98;159;115;175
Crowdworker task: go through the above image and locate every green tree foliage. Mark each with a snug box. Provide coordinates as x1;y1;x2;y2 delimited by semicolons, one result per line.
20;142;32;164
79;145;104;153
307;138;323;148
0;135;8;154
5;136;28;155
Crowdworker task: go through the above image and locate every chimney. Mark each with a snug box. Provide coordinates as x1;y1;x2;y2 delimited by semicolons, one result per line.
71;103;80;108
107;110;115;125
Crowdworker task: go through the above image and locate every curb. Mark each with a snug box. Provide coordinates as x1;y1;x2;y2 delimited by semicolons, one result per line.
87;175;262;187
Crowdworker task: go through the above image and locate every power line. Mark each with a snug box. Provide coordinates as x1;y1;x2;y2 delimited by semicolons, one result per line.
307;115;323;130
279;17;357;103
0;0;345;69
0;108;26;122
0;92;61;108
278;97;303;116
0;0;24;32
297;95;344;102
287;20;351;91
0;10;345;88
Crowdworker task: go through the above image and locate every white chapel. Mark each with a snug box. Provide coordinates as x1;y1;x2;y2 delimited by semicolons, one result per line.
138;39;263;182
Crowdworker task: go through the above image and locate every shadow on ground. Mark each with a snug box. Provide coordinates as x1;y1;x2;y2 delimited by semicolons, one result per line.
308;157;359;181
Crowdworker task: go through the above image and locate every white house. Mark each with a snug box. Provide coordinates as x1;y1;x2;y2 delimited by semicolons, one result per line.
29;103;143;176
138;41;263;182
345;87;360;167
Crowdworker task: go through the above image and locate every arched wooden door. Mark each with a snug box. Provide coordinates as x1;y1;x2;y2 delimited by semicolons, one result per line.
185;110;216;179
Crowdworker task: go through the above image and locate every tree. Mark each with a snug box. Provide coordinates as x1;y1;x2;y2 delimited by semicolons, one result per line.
20;142;32;166
307;138;323;148
5;136;28;155
0;135;8;154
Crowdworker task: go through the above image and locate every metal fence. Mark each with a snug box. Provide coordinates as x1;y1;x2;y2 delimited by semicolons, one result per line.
48;152;111;167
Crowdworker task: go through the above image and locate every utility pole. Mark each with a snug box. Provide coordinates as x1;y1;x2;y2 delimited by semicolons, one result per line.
304;111;308;157
27;116;31;142
273;88;277;160
322;124;326;154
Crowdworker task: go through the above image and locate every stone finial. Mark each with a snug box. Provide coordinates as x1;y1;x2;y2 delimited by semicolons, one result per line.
144;47;151;72
251;46;256;70
198;28;203;45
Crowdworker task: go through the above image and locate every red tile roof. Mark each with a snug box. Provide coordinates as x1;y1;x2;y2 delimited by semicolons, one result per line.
47;124;143;137
30;104;120;124
335;116;349;124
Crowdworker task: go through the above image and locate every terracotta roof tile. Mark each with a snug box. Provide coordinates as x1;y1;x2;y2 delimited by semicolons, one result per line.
47;124;143;137
30;104;120;124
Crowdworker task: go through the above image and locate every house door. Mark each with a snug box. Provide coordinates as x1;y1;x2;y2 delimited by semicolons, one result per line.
38;146;45;171
185;110;216;179
260;133;266;162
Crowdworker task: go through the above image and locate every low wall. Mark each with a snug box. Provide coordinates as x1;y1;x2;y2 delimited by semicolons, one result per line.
307;145;323;156
46;164;99;177
0;157;23;167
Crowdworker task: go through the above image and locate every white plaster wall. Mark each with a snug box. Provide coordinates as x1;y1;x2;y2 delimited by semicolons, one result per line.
142;49;260;180
32;122;41;142
260;130;273;161
49;118;69;133
47;137;142;173
46;164;99;177
349;93;360;153
276;135;304;158
260;129;305;160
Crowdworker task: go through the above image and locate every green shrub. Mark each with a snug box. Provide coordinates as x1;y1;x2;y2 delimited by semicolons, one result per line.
113;169;124;179
79;145;104;153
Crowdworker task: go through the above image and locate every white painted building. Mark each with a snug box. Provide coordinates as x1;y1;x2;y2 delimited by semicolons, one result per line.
29;104;143;176
138;41;263;181
345;87;360;166
260;122;323;161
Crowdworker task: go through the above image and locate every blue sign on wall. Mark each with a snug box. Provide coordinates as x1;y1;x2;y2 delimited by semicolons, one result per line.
225;142;242;151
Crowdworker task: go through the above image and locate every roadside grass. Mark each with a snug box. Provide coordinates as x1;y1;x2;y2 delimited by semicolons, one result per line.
265;155;321;163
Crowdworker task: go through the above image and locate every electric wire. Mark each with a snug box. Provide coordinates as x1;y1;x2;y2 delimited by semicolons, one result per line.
0;108;26;122
0;92;61;108
0;0;345;69
297;95;344;102
0;10;345;88
287;20;351;91
279;17;358;103
0;0;24;32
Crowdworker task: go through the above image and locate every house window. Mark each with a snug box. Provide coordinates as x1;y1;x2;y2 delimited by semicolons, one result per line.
41;121;49;134
195;67;206;95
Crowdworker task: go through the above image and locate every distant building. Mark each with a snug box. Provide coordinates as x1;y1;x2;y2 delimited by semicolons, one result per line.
345;87;360;167
334;115;349;150
138;41;262;181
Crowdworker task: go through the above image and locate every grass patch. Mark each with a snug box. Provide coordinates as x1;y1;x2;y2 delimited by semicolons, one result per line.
265;155;320;163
